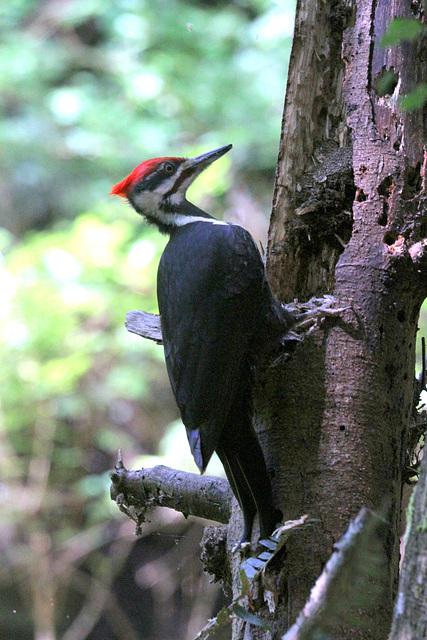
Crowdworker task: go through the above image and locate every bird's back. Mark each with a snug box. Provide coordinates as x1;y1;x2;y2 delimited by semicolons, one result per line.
157;221;265;471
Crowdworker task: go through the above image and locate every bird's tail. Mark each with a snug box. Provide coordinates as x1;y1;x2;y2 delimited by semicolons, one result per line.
216;410;281;548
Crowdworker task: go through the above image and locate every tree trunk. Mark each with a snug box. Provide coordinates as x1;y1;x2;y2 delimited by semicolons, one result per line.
389;438;427;639
227;0;427;638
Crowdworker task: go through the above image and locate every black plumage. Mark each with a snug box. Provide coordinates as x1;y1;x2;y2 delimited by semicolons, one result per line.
111;145;285;545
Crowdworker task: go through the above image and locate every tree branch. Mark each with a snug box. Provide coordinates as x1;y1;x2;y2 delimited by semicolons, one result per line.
125;297;348;345
110;454;232;528
125;310;163;344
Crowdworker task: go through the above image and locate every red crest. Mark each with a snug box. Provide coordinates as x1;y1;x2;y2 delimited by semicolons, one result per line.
110;157;183;197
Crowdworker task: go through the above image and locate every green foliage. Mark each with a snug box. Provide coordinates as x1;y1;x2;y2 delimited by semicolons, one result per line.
0;205;174;634
0;0;295;234
374;68;399;98
379;17;427;111
0;0;296;635
233;604;272;630
0;205;165;480
380;17;425;47
400;83;427;111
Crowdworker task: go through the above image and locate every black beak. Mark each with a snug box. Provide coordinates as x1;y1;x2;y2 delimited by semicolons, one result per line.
186;144;232;174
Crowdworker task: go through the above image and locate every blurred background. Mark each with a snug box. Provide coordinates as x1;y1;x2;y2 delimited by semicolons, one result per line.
1;2;425;639
0;1;296;638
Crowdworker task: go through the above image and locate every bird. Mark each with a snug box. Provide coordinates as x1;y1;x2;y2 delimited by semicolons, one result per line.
111;144;288;547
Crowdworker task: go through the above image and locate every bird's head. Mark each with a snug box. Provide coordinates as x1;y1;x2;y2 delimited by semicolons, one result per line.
110;144;232;232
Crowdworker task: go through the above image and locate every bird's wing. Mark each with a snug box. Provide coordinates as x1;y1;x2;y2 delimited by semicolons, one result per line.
157;222;264;472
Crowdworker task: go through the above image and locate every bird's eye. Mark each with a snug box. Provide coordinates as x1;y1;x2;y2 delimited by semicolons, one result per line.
165;163;175;173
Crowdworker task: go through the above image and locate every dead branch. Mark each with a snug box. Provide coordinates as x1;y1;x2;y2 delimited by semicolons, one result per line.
125;297;348;345
110;453;231;529
125;310;163;344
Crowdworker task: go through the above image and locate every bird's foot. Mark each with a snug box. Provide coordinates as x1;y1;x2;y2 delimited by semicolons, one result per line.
283;295;351;336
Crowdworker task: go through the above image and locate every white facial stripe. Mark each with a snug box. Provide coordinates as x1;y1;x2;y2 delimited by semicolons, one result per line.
133;163;192;209
173;216;228;226
133;190;162;213
155;166;187;196
169;191;185;206
132;192;228;227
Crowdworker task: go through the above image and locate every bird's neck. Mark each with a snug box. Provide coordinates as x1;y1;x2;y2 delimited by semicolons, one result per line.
143;198;217;235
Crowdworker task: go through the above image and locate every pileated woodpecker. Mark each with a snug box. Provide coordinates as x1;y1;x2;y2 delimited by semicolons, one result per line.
111;144;287;546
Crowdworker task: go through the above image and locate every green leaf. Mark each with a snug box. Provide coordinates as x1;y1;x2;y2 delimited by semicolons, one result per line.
233;605;272;631
240;568;250;597
380;18;424;47
258;551;273;561
400;84;427;111
216;606;232;626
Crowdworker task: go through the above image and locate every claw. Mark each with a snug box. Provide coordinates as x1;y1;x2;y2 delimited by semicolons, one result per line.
283;296;352;335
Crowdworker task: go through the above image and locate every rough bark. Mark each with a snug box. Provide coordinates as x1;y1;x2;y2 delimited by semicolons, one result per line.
389;446;427;639
236;0;427;639
282;508;388;640
110;457;231;525
111;2;426;638
266;0;355;300
125;310;162;344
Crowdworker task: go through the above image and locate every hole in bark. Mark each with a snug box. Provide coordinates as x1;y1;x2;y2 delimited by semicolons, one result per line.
339;425;346;432
317;106;328;138
393;139;401;152
355;188;367;202
397;310;406;323
402;162;422;200
377;176;394;225
378;175;394;200
359;164;367;174
373;67;399;98
411;0;422;18
378;210;388;226
384;231;398;245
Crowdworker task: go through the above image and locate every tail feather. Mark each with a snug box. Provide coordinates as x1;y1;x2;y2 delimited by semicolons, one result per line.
216;414;281;547
216;444;257;545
